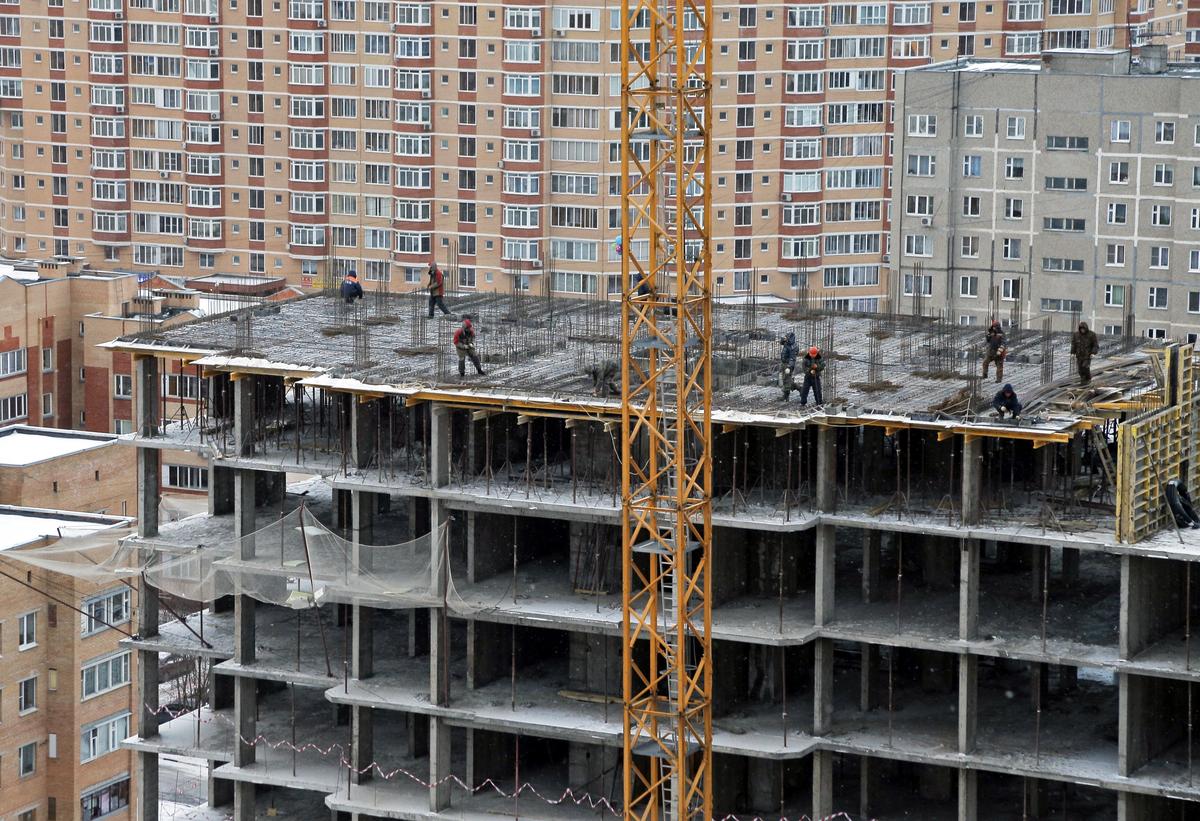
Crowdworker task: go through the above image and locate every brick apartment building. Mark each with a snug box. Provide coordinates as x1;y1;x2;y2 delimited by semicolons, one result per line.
0;425;138;821
0;0;1186;309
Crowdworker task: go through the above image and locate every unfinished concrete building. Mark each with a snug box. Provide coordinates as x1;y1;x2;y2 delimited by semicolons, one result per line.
115;291;1200;820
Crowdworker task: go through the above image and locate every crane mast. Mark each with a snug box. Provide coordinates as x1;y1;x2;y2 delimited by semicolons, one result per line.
619;0;713;812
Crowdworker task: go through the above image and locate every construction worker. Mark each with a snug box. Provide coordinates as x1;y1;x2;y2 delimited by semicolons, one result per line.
1071;321;1099;385
340;270;363;304
992;383;1022;419
779;332;800;400
981;320;1007;383
426;261;452;318
453;317;485;378
799;345;825;406
588;361;619;397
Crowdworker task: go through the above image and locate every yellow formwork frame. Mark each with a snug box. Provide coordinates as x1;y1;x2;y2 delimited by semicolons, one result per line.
1116;344;1197;543
619;0;713;812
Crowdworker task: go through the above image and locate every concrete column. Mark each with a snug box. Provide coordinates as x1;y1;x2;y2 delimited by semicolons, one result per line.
351;490;377;787
959;539;979;641
233;374;255;457
428;404;452;811
860;643;880;711
232;464;257;821
859;756;873;820
1030;545;1047;603
1062;547;1080;587
351;706;374;786
139;448;161;540
134;354;161;439
208;771;233;807
813;638;834;736
862;530;881;604
960;435;981;526
958;655;977;754
815;425;836;512
957;769;977;821
747;757;781;811
351;397;378;470
210;465;235;516
467;620;505;689
811;749;833;821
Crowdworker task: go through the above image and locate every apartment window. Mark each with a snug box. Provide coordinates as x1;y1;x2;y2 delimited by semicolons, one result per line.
1154;163;1174;186
83;589;130;635
1109;161;1129;184
1044;217;1084;232
1190;292;1200;314
1148;287;1168;310
962;196;980;217
906;114;937;136
1006;116;1026;139
0;347;27;377
18;611;35;648
1146;328;1167;340
1155;121;1175;144
906;155;935;176
19;741;35;776
1152;205;1172;227
1106;203;1127;225
1004;157;1024;179
81;713;131;762
903;274;933;296
1042;257;1084;273
1004;198;1023;219
1110;119;1130;143
80;776;131;819
1105;284;1126;307
1106;244;1126;266
903;234;932;257
1007;0;1043;19
18;675;36;713
962;155;981;177
1150;247;1170;269
960;275;979;297
1001;238;1022;260
964;115;983;137
960;236;979;258
1046;135;1088;151
81;652;132;699
1042;298;1084;313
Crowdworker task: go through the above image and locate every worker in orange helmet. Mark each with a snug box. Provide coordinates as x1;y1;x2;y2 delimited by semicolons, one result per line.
799;345;825;406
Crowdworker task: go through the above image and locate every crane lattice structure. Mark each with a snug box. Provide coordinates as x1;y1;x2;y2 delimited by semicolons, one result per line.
619;0;713;812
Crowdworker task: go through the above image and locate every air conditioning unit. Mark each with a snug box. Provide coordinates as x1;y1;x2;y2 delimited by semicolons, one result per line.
530;127;540;137
159;170;170;179
208;47;219;56
920;216;932;227
532;26;541;36
554;28;565;37
881;254;890;263
818;125;826;134
782;193;792;202
114;105;125;113
315;17;326;26
421;122;430;131
821;26;829;35
496;160;505;169
114;10;123;18
209;112;220;120
421;88;431;98
529;258;542;268
208;13;218;22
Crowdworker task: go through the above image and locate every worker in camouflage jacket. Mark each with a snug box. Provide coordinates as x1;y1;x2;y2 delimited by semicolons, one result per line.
1071;321;1099;385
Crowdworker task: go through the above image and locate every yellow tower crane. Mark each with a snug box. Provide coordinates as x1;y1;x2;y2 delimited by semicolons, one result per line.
619;0;713;812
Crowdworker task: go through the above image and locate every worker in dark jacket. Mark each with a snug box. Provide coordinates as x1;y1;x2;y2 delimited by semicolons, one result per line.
588;361;619;397
992;384;1022;419
1071;321;1099;385
427;261;452;318
982;320;1007;383
799;345;825;406
453;317;485;378
340;271;363;304
779;332;800;400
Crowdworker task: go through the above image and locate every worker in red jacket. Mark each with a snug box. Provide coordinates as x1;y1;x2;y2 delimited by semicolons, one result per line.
426;261;453;318
453;317;485;378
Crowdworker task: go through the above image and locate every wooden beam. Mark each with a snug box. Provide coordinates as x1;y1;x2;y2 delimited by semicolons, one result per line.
936;430;955;442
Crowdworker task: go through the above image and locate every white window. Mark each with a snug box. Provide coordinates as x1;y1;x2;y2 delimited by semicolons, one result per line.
19;741;35;776
1005;32;1041;54
18;611;35;648
1154;163;1174;186
1006;116;1026;139
1002;278;1021;300
904;234;932;257
1150;247;1170;269
1007;0;1043;19
1148;287;1169;310
960;276;979;297
1110;119;1130;143
0;347;26;376
1002;238;1022;260
961;236;979;258
1152;205;1172;226
1004;157;1024;179
906;114;937;137
18;674;36;713
81;712;131;762
1106;244;1126;266
906;155;936;176
83;589;131;635
1104;284;1125;307
81;651;132;700
964;115;983;137
1109;161;1129;184
1106;202;1127;224
962;155;982;177
1155;121;1176;144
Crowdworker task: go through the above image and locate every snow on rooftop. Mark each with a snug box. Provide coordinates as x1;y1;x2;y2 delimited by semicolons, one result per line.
955;60;1042;72
0;425;116;466
0;510;116;550
0;262;39;282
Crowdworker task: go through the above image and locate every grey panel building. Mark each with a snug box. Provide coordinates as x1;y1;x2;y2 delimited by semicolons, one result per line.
892;47;1200;342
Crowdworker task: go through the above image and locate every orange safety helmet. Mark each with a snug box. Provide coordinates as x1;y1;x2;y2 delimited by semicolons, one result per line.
808;346;819;357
